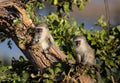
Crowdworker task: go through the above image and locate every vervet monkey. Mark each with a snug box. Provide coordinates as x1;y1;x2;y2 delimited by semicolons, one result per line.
32;23;54;52
73;35;101;83
32;23;66;60
73;35;96;66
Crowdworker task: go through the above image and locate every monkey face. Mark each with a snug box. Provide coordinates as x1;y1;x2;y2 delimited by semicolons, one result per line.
73;39;82;47
73;35;87;48
35;27;43;34
32;27;43;44
75;40;81;47
32;32;40;44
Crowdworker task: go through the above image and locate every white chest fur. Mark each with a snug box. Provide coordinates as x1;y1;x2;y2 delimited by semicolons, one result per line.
41;40;49;50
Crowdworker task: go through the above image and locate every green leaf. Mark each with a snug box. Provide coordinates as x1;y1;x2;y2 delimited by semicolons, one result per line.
96;49;101;55
55;63;62;67
68;67;74;76
87;32;91;40
13;18;22;25
109;35;115;39
63;2;70;12
73;0;77;4
47;68;54;75
43;73;49;78
100;30;106;42
111;53;116;57
46;79;54;83
91;40;96;45
94;15;107;28
19;56;25;62
109;60;115;66
116;25;120;32
100;56;106;60
53;0;58;5
8;66;12;69
79;2;84;10
55;67;61;73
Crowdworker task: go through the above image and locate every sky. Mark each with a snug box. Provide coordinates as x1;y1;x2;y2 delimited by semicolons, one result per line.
0;39;25;65
0;0;120;65
72;0;120;29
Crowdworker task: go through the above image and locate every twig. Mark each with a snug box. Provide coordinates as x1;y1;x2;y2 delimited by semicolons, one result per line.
111;75;115;83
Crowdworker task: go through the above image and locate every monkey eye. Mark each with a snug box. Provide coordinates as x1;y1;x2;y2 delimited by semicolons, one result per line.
36;28;42;33
75;41;81;46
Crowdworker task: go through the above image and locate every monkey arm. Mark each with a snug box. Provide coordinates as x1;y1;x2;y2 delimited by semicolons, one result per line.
81;54;88;65
76;54;82;63
82;52;96;66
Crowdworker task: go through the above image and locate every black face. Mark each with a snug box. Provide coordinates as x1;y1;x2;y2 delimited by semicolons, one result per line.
32;33;41;44
75;40;81;46
35;28;43;33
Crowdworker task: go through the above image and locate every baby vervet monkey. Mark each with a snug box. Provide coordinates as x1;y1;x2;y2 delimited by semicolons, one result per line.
73;35;96;66
32;23;54;52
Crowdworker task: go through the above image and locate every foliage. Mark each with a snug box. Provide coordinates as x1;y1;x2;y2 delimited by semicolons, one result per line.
0;57;30;83
0;0;120;83
82;16;120;82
